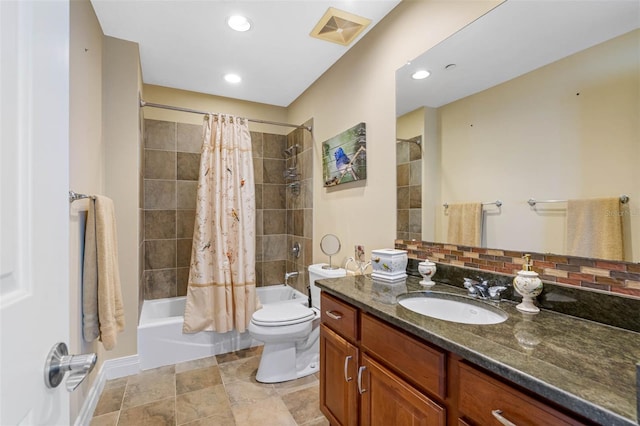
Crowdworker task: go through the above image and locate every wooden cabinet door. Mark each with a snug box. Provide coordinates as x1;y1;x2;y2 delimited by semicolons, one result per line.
320;324;359;426
360;354;446;426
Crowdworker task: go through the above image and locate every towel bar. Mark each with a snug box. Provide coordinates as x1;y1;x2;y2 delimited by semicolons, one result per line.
69;190;95;203
528;195;629;207
443;200;502;209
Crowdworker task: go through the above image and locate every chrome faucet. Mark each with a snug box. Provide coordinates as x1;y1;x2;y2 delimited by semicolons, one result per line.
284;271;299;286
464;278;508;301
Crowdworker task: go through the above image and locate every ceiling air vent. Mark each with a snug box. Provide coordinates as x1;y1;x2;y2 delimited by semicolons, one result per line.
310;7;371;46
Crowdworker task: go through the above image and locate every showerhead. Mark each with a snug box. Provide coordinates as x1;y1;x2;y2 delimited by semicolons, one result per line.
283;144;300;158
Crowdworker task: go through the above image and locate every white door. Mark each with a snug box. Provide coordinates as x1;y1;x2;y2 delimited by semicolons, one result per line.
1;0;71;424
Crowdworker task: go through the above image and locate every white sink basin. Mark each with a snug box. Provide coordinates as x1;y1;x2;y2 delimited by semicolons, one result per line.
398;292;508;325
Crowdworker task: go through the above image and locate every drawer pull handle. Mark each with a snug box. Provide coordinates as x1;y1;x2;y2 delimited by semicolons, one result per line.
325;310;342;320
491;410;517;426
357;366;367;394
343;356;353;382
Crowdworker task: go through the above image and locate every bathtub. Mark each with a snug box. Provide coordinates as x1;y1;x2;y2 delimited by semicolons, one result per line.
138;285;308;370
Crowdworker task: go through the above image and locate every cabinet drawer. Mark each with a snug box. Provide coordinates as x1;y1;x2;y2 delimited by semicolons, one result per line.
321;292;358;342
360;313;446;399
458;362;588;426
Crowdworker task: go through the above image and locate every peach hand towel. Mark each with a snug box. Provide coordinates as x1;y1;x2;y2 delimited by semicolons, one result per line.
83;196;125;350
566;197;623;260
446;203;483;246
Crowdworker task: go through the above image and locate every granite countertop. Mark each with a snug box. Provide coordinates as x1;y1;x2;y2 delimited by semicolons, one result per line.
316;274;640;426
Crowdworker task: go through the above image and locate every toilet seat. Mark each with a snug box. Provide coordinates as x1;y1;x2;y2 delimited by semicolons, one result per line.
251;303;315;327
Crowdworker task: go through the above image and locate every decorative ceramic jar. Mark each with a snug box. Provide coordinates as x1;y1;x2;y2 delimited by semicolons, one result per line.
371;249;407;281
417;261;437;287
513;254;543;314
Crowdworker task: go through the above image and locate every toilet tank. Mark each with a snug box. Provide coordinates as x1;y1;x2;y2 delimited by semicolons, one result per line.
308;263;346;309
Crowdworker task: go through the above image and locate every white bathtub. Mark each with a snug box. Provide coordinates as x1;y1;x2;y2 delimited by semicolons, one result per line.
138;285;308;370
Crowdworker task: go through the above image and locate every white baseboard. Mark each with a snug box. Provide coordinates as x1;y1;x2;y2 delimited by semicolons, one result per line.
74;355;140;426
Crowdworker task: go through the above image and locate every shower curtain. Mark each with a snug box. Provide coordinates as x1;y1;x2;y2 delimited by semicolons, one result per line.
183;114;257;333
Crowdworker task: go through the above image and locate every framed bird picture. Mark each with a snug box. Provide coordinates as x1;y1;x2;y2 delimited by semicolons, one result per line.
322;122;367;187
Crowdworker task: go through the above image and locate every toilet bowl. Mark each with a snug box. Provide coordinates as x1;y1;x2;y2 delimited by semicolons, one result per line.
249;263;346;383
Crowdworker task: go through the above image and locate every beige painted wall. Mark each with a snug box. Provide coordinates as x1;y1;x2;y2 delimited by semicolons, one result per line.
287;0;501;264
142;84;290;135
69;0;104;419
397;108;424;141
69;2;142;420
436;29;640;260
102;35;142;362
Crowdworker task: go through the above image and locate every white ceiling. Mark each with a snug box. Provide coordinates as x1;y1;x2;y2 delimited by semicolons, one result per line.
91;0;401;107
396;0;640;116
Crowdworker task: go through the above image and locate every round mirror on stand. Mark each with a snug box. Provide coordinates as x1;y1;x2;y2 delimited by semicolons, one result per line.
320;234;341;270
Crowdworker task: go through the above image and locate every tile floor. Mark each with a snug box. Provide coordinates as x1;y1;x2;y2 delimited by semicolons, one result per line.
90;346;329;426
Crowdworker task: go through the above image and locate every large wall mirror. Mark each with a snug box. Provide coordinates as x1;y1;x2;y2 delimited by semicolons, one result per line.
396;0;640;262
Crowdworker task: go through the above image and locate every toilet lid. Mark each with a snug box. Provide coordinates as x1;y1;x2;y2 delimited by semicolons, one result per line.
251;303;315;327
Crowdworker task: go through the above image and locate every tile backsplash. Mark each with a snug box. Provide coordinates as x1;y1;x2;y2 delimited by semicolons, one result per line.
396;239;640;299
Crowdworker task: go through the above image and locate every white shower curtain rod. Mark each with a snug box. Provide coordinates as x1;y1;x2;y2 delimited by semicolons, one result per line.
139;99;312;132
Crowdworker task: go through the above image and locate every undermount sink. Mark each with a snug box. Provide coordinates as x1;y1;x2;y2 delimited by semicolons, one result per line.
397;292;508;325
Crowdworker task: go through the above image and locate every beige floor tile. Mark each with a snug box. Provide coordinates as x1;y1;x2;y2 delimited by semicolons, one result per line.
273;374;318;396
232;396;297;426
175;355;218;373
218;355;261;384
93;385;126;416
121;372;175;410
224;378;277;405
175;383;231;425
281;386;323;425
216;345;263;364
104;377;129;390
176;365;223;395
117;397;175;426
91;348;324;426
90;411;119;426
300;416;330;426
180;409;236;426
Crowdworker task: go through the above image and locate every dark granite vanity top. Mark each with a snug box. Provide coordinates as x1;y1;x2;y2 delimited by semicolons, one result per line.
316;274;640;426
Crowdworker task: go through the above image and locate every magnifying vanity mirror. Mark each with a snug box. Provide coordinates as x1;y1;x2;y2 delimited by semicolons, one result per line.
396;0;640;262
320;234;341;270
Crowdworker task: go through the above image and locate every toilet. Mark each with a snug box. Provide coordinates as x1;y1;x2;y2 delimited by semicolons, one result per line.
249;263;346;383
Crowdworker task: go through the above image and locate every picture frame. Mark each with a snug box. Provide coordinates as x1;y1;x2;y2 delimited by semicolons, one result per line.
322;122;367;187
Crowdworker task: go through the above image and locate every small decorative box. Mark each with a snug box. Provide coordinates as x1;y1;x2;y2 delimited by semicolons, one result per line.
371;249;408;281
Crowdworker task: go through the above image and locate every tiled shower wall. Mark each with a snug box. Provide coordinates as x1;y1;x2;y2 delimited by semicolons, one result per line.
142;118;313;300
285;121;314;295
143;119;201;299
396;139;422;241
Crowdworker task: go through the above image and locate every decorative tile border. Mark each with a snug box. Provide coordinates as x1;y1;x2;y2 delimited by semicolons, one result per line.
396;239;640;299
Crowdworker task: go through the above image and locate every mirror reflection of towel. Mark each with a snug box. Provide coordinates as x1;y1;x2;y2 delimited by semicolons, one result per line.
566;198;623;261
446;203;483;246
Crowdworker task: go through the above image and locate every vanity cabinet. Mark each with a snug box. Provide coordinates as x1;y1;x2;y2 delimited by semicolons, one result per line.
320;291;594;426
319;292;446;426
457;362;589;426
319;324;358;426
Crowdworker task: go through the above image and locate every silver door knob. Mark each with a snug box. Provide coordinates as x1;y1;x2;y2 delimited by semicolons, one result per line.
44;342;97;392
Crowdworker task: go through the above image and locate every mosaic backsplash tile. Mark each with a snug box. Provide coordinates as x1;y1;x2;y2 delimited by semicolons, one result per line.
396;239;640;299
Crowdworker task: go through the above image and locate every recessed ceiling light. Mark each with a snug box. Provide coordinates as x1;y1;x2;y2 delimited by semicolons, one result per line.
411;70;430;80
227;15;251;32
224;73;242;84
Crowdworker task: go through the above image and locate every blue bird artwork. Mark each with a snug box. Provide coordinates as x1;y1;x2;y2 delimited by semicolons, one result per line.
321;122;367;187
334;147;358;181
